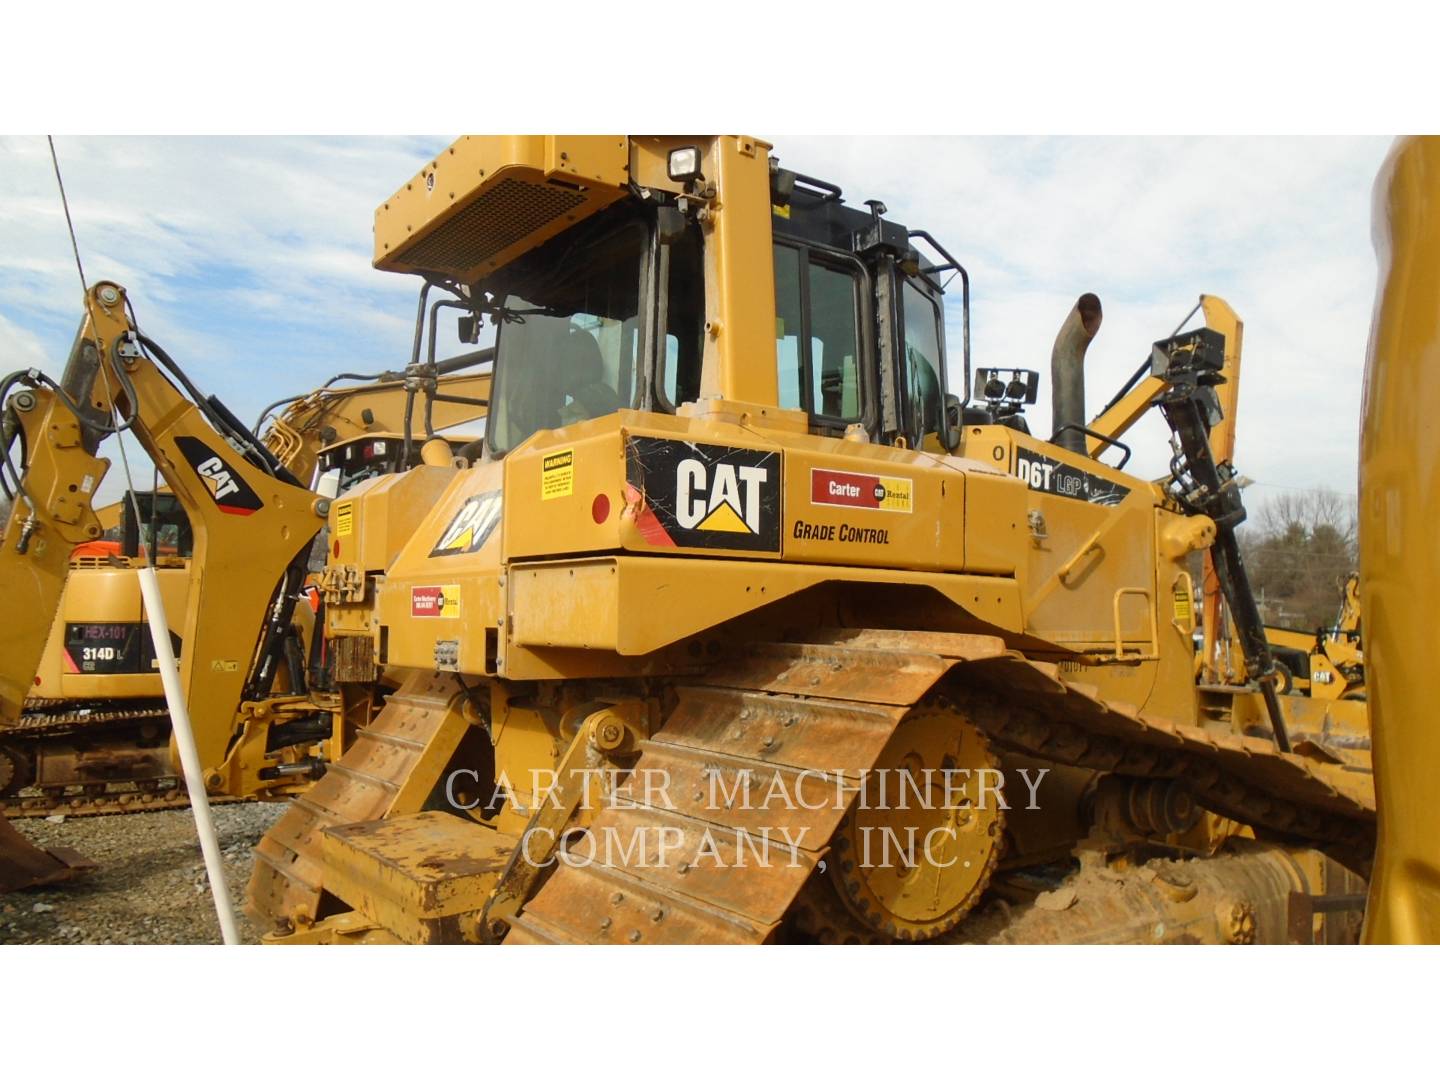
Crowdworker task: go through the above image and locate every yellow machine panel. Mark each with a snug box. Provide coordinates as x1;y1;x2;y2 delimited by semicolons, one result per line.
375;135;630;282
25;565;185;702
1360;136;1440;943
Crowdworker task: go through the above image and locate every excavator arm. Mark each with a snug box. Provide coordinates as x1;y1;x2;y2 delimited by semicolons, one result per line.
2;282;329;801
0;381;110;722
260;350;492;485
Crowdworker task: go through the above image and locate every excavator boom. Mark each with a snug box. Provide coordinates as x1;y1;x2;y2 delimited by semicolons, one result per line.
1;282;327;889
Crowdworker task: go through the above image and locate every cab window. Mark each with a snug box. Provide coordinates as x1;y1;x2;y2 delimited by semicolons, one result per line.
659;224;705;410
489;221;646;455
119;492;193;560
901;279;945;442
773;243;863;424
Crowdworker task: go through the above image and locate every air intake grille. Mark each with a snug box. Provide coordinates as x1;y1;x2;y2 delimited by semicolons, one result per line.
394;177;587;274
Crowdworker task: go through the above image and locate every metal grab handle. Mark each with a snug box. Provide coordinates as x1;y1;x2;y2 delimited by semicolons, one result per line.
1112;587;1159;662
1054;423;1132;469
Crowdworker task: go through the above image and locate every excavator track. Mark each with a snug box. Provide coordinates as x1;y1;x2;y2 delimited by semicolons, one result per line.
2;702;193;818
509;630;1375;944
3;783;241;820
13;700;170;735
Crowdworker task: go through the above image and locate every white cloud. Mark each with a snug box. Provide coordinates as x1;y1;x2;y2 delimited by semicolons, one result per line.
1;134;1390;508
0;310;52;371
773;134;1390;496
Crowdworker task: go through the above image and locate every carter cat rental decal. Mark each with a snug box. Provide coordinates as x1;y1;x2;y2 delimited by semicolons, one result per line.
809;468;914;513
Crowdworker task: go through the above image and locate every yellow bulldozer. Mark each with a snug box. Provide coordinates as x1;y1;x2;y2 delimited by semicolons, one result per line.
239;135;1378;945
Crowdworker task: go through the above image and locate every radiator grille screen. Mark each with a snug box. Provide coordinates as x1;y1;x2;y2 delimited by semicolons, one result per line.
392;178;587;274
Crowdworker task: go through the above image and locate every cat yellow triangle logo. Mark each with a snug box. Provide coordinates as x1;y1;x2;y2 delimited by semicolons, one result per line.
697;500;753;534
429;491;503;558
442;526;475;551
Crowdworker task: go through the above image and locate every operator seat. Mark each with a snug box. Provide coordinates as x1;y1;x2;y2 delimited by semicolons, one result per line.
559;330;622;422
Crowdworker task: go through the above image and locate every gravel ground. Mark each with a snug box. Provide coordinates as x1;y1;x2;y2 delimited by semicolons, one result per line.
2;801;286;944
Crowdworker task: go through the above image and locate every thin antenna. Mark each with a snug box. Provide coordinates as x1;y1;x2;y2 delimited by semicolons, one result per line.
44;136;238;943
47;136;89;299
47;137;149;560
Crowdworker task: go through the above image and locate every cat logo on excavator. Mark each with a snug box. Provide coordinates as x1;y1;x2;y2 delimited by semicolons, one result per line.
175;435;264;515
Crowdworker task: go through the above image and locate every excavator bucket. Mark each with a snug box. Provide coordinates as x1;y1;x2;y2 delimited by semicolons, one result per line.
0;816;94;893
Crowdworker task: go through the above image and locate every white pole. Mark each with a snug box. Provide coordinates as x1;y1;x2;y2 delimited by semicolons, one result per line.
137;565;240;944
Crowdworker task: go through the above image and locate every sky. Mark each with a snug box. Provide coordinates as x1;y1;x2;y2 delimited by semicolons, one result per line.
0;135;1390;506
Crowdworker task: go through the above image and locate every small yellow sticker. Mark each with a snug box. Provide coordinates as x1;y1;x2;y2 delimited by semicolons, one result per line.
1173;584;1193;624
772;203;791;219
542;450;574;500
878;477;914;513
335;501;354;537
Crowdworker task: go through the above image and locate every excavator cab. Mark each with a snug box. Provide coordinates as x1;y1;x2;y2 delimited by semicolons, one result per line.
117;491;193;562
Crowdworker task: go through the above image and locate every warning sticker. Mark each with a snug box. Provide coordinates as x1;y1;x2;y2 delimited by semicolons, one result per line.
1172;583;1193;624
542;450;574;500
334;501;354;538
412;584;461;619
810;468;914;513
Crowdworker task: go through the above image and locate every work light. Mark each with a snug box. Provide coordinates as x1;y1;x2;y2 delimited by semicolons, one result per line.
668;146;701;182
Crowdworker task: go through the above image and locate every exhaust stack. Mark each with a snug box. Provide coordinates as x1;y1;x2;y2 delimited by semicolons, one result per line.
1051;293;1103;454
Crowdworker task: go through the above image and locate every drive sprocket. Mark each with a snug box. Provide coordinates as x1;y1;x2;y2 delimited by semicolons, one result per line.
820;697;1004;942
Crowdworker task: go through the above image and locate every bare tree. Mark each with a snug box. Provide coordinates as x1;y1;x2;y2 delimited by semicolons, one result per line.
1255;488;1357;548
1240;487;1357;629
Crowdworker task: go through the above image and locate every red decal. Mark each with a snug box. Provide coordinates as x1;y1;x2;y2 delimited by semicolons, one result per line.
411;586;444;617
626;482;676;548
811;468;884;510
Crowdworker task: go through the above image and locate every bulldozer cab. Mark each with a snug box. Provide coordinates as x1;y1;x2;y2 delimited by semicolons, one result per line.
471;161;959;460
486;212;656;453
771;188;953;450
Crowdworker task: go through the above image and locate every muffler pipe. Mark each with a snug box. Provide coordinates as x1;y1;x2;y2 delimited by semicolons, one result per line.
1051;293;1103;455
